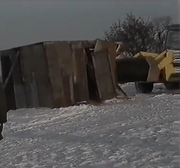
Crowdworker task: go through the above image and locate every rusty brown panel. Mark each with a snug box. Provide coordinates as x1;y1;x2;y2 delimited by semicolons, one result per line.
44;42;64;108
92;50;116;101
32;44;54;108
72;48;89;103
54;41;73;106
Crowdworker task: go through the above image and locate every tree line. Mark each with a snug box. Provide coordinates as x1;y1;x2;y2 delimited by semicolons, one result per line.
104;13;173;56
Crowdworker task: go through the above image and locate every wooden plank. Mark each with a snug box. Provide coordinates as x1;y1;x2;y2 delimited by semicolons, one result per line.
94;40;127;97
70;40;96;48
1;55;16;110
61;71;72;106
44;41;73;107
44;42;64;107
32;44;54;108
70;41;89;103
70;41;84;49
54;41;73;76
94;40;117;86
9;51;27;108
72;48;89;102
92;50;116;100
3;51;19;90
83;40;96;48
54;41;73;106
20;46;39;107
68;41;78;104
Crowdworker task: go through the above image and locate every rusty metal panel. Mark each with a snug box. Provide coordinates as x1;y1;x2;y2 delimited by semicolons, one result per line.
44;41;73;107
92;50;116;101
20;46;39;107
32;44;54;108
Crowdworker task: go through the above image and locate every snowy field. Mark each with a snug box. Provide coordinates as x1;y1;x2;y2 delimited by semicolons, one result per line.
0;83;180;168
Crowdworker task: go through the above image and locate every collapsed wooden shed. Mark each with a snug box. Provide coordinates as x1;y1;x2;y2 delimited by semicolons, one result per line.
0;39;124;110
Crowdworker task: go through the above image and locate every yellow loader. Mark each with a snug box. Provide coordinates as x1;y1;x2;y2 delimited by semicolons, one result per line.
116;24;180;93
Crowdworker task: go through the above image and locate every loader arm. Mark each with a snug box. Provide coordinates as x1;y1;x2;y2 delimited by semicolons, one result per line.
116;50;180;85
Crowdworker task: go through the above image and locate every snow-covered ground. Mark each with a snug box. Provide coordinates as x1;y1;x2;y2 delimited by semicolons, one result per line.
0;83;180;168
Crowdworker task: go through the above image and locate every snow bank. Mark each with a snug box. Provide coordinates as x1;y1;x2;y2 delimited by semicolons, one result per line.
0;83;179;168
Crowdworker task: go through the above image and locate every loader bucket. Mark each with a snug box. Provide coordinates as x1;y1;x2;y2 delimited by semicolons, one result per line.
116;56;160;83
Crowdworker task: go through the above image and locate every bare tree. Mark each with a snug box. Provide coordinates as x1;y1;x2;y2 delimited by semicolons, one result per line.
104;13;173;55
152;16;173;32
104;19;124;42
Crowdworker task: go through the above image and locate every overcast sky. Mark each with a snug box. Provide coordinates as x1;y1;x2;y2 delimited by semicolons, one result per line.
0;0;179;50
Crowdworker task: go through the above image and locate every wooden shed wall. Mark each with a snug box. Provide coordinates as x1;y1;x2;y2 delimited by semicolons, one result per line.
0;40;121;110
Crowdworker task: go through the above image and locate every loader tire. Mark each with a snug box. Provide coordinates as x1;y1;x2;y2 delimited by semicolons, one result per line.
164;82;180;90
135;82;153;93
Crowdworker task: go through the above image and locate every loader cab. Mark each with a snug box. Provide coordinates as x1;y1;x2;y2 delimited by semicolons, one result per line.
135;24;180;94
159;24;180;51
